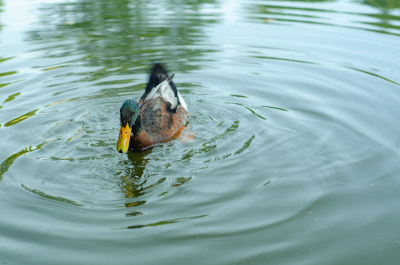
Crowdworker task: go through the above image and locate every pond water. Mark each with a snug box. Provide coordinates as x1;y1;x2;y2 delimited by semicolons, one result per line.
1;0;400;264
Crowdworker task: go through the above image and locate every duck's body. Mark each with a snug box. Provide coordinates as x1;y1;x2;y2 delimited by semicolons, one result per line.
117;64;188;153
130;94;188;150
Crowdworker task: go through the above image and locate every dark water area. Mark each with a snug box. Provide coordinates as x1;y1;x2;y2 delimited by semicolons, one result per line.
0;0;400;264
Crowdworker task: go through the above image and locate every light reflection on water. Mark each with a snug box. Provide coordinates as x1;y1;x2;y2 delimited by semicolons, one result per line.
1;0;400;264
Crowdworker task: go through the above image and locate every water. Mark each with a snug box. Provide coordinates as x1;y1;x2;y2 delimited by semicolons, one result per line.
1;0;400;264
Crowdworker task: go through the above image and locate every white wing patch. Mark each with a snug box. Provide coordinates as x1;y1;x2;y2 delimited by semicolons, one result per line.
144;74;186;110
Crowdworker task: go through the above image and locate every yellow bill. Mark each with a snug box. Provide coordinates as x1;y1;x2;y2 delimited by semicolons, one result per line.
117;123;131;153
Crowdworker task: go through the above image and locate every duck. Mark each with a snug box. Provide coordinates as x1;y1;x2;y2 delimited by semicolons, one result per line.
117;63;188;153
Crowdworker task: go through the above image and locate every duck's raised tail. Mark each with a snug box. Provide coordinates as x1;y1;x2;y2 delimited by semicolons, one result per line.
141;63;178;103
145;63;169;90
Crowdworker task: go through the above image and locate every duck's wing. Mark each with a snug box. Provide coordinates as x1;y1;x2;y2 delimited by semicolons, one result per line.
140;96;188;141
141;97;173;136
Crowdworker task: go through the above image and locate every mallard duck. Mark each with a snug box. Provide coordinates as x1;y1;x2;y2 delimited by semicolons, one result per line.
117;63;188;153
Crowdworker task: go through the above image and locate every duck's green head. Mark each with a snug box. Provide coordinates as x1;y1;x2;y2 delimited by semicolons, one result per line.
117;99;140;153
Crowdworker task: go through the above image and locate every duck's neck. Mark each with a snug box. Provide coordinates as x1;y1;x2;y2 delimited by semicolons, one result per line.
132;114;143;137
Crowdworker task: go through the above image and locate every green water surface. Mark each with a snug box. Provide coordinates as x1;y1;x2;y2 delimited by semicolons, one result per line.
0;0;400;264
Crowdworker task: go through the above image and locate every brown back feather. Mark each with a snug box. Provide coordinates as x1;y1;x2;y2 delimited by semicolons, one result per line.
139;97;188;144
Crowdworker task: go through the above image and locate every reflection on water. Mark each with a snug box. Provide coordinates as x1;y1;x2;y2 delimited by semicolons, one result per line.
125;149;152;180
21;183;82;206
126;213;207;229
0;143;45;181
246;0;400;36
121;149;151;209
0;0;400;264
4;109;38;127
365;0;400;9
28;0;220;78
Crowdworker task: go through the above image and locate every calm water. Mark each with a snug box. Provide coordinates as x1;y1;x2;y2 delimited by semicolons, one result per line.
1;0;400;264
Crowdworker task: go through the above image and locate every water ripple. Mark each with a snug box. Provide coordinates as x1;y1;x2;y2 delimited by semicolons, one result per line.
1;0;400;264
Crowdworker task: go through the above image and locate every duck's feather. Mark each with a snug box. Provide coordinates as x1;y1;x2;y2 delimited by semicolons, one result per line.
140;63;177;101
130;97;188;150
139;64;186;112
128;63;188;150
143;74;178;109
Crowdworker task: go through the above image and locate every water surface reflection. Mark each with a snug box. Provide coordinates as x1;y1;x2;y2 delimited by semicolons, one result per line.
0;0;400;264
28;0;221;77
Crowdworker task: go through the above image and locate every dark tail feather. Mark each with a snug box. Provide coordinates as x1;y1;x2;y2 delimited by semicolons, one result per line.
141;63;178;101
145;63;169;93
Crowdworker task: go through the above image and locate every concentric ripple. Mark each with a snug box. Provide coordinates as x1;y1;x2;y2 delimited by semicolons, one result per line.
1;0;400;264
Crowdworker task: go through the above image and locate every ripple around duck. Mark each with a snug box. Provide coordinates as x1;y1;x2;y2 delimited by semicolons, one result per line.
4;109;38;127
0;143;45;181
1;51;396;237
0;72;280;230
